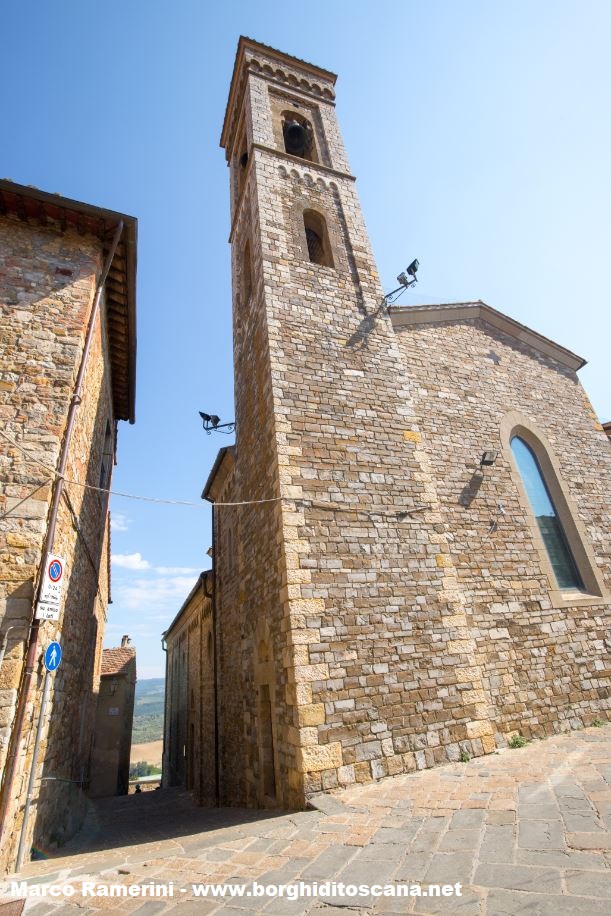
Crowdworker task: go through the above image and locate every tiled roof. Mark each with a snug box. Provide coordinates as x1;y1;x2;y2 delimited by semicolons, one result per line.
101;646;136;676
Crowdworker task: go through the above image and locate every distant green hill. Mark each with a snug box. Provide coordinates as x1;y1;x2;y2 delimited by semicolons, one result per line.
135;677;165;701
132;678;165;743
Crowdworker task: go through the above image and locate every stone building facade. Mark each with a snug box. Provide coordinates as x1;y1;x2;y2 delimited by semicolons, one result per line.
162;571;215;804
89;638;136;798
170;38;610;812
0;180;136;870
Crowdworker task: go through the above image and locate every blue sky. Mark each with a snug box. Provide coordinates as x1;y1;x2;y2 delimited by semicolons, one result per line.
3;1;610;677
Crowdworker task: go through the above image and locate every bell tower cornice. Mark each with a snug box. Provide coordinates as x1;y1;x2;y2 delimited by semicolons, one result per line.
220;36;338;159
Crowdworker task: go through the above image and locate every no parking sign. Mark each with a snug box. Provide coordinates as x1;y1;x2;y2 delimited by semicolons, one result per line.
35;554;66;622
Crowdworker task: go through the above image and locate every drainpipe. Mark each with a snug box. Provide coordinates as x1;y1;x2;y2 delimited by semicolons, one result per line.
199;575;205;805
210;506;220;806
161;630;168;788
0;221;124;857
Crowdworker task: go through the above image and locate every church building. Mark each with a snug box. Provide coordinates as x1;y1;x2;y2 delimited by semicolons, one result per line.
167;38;610;811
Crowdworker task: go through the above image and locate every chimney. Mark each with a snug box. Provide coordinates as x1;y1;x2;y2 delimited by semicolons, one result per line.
121;635;131;647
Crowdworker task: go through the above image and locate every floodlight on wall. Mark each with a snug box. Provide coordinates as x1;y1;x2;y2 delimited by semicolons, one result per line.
383;258;420;306
480;450;498;466
199;411;236;435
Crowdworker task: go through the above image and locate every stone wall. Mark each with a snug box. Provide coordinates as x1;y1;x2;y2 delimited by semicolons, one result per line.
163;574;214;804
0;212;116;870
392;314;611;740
90;653;136;798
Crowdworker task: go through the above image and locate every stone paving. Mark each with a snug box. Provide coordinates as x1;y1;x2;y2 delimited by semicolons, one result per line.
1;726;611;914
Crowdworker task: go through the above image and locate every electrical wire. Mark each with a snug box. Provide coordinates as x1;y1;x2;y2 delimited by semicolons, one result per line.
0;478;52;521
0;427;58;476
65;475;284;507
0;427;431;517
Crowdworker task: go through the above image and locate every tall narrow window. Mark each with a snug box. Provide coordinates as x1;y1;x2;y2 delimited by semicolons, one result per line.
99;422;113;494
242;240;253;302
259;683;276;799
303;210;333;268
510;436;584;590
236;129;248;197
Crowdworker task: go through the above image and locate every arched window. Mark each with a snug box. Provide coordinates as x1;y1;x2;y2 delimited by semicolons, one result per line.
510;436;584;591
303;210;333;268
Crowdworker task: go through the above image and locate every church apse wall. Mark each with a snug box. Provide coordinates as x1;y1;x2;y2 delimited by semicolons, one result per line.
392;307;611;741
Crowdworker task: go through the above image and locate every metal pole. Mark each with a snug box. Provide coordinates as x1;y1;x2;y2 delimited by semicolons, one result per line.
15;669;52;871
210;507;220;807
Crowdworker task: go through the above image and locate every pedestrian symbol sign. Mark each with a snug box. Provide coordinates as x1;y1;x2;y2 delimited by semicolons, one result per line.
44;642;62;672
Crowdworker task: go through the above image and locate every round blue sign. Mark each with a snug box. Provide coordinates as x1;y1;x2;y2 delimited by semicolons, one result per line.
48;560;62;582
44;642;62;672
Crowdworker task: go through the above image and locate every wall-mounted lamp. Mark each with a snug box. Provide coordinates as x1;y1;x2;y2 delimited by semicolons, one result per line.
199;412;236;435
480;450;498;467
383;258;420;306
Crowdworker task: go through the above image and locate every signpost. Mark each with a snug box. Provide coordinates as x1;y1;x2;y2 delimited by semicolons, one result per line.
35;555;66;622
16;642;62;870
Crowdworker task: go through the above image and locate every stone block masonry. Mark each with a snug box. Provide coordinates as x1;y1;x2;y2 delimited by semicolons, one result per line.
203;38;611;812
0;184;136;873
392;309;611;741
163;573;215;805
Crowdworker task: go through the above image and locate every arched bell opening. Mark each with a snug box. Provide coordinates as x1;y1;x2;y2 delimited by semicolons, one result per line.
281;111;317;163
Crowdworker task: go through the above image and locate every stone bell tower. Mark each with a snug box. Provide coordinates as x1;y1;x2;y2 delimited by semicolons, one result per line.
215;38;492;808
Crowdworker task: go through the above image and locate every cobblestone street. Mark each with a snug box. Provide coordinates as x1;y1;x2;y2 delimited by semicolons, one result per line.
2;726;610;914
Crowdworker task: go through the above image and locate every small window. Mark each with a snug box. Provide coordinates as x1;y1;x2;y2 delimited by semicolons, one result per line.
303;210;333;268
235;129;248;197
510;436;584;591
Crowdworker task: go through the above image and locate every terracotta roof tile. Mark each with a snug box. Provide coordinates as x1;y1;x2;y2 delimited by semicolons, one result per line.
101;646;136;676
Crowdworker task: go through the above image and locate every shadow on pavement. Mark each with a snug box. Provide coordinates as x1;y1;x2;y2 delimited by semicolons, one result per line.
43;786;291;860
